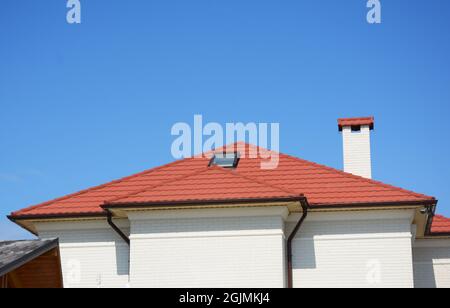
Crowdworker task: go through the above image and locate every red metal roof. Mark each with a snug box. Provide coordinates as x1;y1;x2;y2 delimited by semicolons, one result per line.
338;117;375;131
431;215;450;235
11;143;436;219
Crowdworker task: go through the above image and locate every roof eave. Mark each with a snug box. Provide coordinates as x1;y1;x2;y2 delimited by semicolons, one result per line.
428;232;450;237
8;212;108;221
310;199;437;209
102;196;306;210
10;198;436;222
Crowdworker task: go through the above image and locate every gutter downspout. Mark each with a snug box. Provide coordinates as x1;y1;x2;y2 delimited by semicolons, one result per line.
287;196;309;289
105;210;131;287
106;210;130;246
424;201;438;236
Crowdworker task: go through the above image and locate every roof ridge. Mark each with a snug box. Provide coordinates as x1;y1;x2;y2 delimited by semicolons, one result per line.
105;165;213;204
278;152;435;202
11;157;193;215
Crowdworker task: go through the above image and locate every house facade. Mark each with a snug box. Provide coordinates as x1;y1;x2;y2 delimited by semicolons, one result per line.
9;117;450;288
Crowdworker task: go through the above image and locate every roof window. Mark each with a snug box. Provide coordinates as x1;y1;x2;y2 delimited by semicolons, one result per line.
209;152;240;168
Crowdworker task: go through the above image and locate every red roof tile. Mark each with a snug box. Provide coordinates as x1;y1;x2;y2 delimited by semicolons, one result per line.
10;143;435;219
431;215;450;235
338;117;374;131
108;166;301;206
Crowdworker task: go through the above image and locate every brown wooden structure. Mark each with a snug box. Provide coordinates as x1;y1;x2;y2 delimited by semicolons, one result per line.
0;239;63;288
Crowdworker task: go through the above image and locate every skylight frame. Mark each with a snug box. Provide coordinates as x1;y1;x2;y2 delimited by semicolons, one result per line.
209;152;241;169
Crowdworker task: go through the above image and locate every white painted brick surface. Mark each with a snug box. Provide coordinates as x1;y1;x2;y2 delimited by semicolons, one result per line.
30;208;442;288
289;212;415;288
36;220;130;288
342;125;372;178
129;209;287;288
413;239;450;288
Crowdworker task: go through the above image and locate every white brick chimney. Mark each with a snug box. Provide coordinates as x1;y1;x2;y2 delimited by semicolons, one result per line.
338;117;374;179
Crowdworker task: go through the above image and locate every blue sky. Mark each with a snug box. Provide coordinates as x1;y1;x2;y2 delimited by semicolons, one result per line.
1;0;450;240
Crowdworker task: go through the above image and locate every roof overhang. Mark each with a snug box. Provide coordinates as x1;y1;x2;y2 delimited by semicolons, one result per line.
8;196;308;235
309;199;437;238
8;213;107;236
102;196;308;219
9;197;437;238
422;233;450;239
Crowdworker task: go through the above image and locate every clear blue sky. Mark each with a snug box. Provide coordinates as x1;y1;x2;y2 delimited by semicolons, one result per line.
1;0;449;240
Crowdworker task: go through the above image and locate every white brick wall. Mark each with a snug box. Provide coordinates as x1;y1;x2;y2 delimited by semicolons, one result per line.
413;238;450;288
128;207;288;288
342;125;372;178
288;210;415;288
36;219;130;288
30;207;440;288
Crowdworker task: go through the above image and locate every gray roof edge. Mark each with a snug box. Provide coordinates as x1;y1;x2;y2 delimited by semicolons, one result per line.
0;238;59;277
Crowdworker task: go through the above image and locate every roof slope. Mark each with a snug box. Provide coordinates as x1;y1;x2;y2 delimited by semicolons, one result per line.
11;143;435;219
107;166;301;205
431;215;450;235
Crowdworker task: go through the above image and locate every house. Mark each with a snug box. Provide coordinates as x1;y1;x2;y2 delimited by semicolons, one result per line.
8;117;450;288
0;239;63;288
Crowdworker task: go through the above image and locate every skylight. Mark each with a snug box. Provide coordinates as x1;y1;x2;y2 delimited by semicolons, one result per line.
209;152;240;168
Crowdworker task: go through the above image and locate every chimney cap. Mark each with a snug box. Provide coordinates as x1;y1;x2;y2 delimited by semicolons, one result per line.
338;116;374;131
